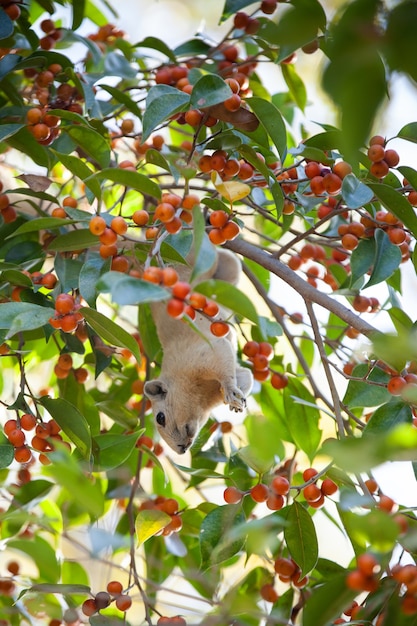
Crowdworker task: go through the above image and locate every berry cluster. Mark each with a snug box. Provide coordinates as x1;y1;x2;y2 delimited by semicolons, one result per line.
82;581;132;617
0;185;17;224
38;18;62;51
208;209;241;245
138;496;183;536
274;556;309;588
49;293;84;333
367;135;400;178
346;553;380;594
242;340;289;388
301;468;338;509
141;265;231;337
224;475;290;511
53;353;89;384
3;414;67;466
26;104;61;145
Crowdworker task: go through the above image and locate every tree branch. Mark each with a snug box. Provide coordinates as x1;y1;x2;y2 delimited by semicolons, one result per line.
225;238;379;338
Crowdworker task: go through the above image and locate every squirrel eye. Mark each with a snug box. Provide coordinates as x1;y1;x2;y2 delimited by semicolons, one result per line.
156;412;166;427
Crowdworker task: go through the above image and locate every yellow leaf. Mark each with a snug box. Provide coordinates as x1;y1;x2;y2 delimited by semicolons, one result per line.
211;172;251;203
135;509;171;546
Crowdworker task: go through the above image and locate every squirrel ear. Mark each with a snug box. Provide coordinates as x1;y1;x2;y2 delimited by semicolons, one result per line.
144;379;168;399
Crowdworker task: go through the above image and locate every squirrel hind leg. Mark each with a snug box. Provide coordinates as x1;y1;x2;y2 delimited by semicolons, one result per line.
236;366;254;398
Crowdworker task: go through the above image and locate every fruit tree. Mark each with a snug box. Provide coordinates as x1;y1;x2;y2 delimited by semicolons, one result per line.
1;0;417;624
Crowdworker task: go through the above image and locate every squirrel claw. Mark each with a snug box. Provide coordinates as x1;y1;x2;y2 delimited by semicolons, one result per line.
222;385;246;412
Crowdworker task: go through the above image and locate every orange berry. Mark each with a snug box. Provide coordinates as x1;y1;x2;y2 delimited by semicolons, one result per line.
310;175;325;195
271;475;290;495
210;321;229;337
189;292;207;310
26;107;43;124
99;243;118;258
222;220;240;241
184;109;203;127
74;367;89;383
274;557;297;577
209;210;229;228
209;228;227;245
333;161;352;179
378;494;395;512
266;493;284;510
238;161;254;180
115;594;132;612
302;467;318;481
370;135;385;146
250;483;269;503
142;266;163;284
198;155;213;173
243;341;259;357
162;267;179;286
81;599;97;617
211;151;227;172
303;483;322;502
111;216;128;235
367;144;385;162
60;314;79;333
58;353;73;370
323;172;342;195
357;553;379;577
99;227;118;245
384;149;399;167
224;486;243;504
55;293;75;315
20;413;36;431
224;93;241;112
107;580;123;596
352;295;371;313
321;478;338;496
203;300;219;317
370;160;389;178
341;233;359;251
132;209;150;226
88;215;107;236
270;372;288;390
14;446;32;463
111;255;130;273
251;353;269;371
260;583;278;603
387;375;407;395
7;428;25;447
305;162;321;179
172;281;191;300
166;298;185;319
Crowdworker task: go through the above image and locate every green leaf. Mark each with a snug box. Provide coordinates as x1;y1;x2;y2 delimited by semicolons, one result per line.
343;508;401;551
388;306;414;334
8;217;79;237
93;433;139;471
11;479;54;507
80;307;142;363
349;238;375;286
371;331;417;373
364;398;412;435
284;378;321;461
97;272;168;306
0;302;52;338
221;0;254;21
281;63;307;111
303;574;357;626
0;440;14;468
190;73;232;109
245;97;287;160
398;122;417;144
285;502;318;577
135;36;176;63
195;279;259;324
200;504;246;569
96;401;138;430
28;583;91;595
244;412;285;470
0;9;14;38
79;254;107;307
87;167;161;200
63;126;110;169
135;509;171;546
368;182;417;238
366;228;402;288
47;229;100;252
98;84;142;119
42;447;104;518
71;0;85;29
322;423;417;472
342;173;373;209
0;123;25;142
39;397;92;459
51;151;102;200
343;363;391;408
142;85;190;142
7;536;61;583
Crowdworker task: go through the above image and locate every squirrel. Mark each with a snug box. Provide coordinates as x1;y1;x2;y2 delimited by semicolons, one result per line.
144;248;253;454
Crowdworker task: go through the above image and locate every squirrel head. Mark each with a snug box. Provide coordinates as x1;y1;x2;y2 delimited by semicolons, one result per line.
144;379;207;454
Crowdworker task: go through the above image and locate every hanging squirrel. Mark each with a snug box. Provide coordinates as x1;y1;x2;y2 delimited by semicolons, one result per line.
144;248;253;454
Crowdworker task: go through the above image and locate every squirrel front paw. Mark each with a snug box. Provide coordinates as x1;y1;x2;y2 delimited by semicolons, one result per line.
221;385;246;412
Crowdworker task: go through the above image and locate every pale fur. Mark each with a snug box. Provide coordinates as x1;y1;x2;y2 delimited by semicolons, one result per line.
144;249;253;454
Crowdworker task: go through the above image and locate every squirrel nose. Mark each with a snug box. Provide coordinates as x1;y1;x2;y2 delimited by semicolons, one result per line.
177;444;188;454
